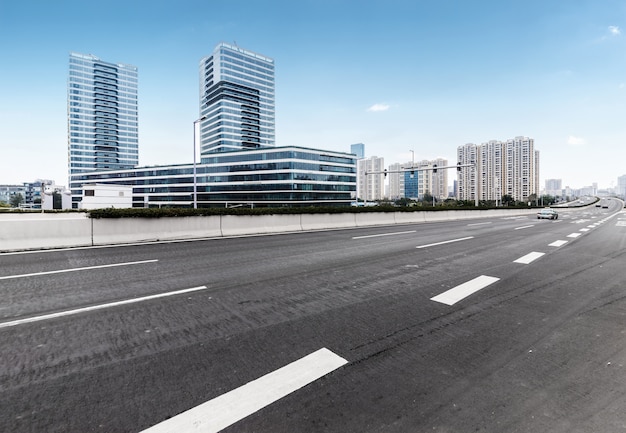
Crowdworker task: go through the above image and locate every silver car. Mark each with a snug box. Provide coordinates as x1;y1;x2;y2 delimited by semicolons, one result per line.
537;208;558;220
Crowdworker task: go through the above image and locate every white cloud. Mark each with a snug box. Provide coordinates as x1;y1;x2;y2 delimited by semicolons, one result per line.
567;135;586;146
609;25;621;36
367;103;390;112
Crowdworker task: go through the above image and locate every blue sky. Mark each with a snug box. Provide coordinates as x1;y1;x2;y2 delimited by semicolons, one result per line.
1;0;625;189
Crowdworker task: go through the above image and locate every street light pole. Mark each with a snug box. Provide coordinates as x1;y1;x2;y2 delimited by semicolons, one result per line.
193;115;207;209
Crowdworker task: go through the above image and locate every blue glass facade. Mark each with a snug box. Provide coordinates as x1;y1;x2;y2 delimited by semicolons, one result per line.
199;43;275;154
71;146;356;208
68;52;138;206
404;170;420;199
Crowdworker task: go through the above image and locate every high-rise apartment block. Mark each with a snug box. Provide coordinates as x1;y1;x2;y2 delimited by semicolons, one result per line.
617;175;626;198
457;136;539;202
68;52;138;206
545;179;563;197
357;156;385;201
387;158;448;200
198;43;275;154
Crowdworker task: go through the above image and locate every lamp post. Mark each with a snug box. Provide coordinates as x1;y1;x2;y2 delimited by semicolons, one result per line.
193;115;207;209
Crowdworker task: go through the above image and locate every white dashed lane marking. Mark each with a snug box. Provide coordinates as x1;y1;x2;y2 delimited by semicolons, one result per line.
431;275;500;306
514;252;545;264
140;348;348;433
0;286;209;329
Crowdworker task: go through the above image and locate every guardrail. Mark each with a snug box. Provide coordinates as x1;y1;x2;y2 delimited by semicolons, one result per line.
0;208;545;252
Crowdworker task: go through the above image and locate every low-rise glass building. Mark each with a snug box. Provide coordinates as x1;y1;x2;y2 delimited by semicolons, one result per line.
71;146;356;208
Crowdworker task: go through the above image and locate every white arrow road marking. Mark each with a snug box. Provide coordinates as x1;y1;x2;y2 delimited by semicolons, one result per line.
430;275;500;306
140;348;348;433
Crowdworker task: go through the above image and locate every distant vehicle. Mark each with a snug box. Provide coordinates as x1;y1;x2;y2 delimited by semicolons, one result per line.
537;208;559;220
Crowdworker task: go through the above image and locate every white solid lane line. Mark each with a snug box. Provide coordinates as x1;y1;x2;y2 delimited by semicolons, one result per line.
513;252;545;264
430;275;500;306
467;222;492;226
0;286;208;329
549;240;568;247
514;225;535;230
0;259;158;281
140;348;348;433
352;230;416;240
416;236;474;249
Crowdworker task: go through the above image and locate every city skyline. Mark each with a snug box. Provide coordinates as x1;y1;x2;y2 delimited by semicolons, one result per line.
1;0;625;189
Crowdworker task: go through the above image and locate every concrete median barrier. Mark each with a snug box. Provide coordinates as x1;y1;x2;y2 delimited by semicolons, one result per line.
300;213;357;231
393;211;427;224
220;214;302;236
355;212;396;227
91;216;223;245
0;213;92;251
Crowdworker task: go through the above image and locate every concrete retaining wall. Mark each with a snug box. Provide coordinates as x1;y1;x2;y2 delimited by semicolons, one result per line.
0;208;541;252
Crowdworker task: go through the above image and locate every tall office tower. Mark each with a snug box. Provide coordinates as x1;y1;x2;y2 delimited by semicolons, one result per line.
351;143;365;159
68;52;138;177
198;43;275;154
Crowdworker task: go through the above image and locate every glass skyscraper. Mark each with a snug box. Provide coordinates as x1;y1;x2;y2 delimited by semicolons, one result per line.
198;43;275;154
68;52;138;205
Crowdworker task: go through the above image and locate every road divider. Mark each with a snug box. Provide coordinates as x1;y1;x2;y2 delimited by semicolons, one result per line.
1;208;544;252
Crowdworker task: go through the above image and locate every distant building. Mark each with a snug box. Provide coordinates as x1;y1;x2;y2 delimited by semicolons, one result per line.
198;43;275;154
68;52;139;208
80;185;133;209
545;179;563;197
69;44;356;208
387;162;406;200
350;143;365;159
617;175;626;198
457;137;539;202
357;156;384;201
430;157;449;200
0;185;25;204
386;158;448;200
71;146;356;208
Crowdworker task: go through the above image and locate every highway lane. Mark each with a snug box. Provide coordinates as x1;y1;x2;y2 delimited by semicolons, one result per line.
0;202;624;432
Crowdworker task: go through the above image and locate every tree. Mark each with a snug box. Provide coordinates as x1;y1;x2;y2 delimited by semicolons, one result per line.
501;194;515;206
422;193;434;206
10;193;24;208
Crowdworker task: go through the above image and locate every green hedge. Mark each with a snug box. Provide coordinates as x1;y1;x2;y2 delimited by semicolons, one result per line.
86;203;537;219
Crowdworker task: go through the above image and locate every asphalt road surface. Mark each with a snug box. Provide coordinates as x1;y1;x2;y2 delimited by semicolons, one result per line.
1;202;625;432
